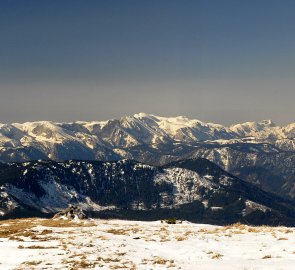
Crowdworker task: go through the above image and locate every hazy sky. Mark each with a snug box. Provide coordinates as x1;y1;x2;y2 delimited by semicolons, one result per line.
1;0;295;125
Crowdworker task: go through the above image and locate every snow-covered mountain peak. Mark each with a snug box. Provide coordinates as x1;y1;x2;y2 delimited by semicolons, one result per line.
13;121;57;131
260;119;276;126
283;122;295;130
12;121;73;143
229;119;279;137
0;113;295;164
133;112;153;118
133;113;207;137
81;120;111;131
134;112;202;124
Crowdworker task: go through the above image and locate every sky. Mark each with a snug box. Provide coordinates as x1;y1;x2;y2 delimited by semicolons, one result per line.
1;0;295;125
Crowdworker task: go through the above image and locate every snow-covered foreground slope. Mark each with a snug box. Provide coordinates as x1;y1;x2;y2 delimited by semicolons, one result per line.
0;218;295;270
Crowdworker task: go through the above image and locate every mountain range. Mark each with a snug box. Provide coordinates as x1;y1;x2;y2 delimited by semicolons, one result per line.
1;158;295;226
1;113;295;200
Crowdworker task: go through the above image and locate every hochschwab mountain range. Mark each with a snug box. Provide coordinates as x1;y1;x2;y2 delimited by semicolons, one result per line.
1;113;295;224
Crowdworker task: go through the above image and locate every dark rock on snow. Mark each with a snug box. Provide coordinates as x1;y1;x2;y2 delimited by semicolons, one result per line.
53;205;88;220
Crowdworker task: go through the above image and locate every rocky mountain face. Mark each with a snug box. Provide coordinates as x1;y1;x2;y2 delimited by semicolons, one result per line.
187;147;295;199
1;113;295;199
1;158;295;226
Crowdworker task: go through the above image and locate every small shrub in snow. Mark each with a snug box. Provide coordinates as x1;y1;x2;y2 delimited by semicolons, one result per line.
163;217;182;224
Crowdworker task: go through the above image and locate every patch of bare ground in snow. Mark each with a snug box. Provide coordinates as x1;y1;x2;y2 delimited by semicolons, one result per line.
0;218;295;269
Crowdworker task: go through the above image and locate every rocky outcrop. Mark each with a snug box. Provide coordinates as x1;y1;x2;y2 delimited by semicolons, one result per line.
53;205;88;220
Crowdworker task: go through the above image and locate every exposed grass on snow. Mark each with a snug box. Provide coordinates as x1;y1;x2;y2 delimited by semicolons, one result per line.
211;252;224;260
1;218;295;269
0;218;37;238
262;254;272;259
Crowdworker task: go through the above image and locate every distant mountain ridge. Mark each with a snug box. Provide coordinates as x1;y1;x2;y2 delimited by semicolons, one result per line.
1;113;295;199
1;113;295;162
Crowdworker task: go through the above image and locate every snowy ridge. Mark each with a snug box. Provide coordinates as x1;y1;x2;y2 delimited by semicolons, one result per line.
0;113;295;164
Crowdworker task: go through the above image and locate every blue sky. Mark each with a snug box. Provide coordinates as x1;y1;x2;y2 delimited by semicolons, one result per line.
1;0;295;124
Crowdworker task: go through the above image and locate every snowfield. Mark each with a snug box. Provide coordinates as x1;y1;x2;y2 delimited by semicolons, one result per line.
0;218;295;270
